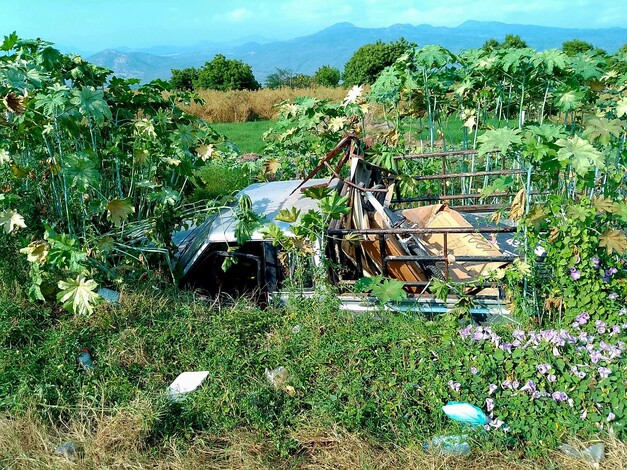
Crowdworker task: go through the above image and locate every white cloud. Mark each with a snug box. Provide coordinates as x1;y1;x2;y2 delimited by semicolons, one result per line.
228;7;253;22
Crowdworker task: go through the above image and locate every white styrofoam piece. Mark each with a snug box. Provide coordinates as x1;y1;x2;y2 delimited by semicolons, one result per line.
168;371;209;400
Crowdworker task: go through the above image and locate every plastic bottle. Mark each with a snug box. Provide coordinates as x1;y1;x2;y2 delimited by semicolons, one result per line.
425;434;470;456
77;347;93;371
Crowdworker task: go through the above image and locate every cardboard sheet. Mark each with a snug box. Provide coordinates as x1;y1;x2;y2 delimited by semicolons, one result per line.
402;204;507;281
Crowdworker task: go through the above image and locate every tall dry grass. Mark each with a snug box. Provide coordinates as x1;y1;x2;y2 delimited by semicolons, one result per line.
185;87;348;123
1;411;625;469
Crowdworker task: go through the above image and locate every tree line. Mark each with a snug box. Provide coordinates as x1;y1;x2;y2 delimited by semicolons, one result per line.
170;36;626;92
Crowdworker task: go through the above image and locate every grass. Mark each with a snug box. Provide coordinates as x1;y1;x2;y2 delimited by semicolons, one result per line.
185;86;348;123
1;411;625;469
212;120;274;155
0;228;625;468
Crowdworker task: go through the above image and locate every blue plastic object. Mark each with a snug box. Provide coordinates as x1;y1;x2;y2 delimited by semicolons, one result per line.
442;401;489;427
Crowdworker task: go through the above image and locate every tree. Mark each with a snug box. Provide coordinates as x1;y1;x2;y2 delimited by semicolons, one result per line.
562;39;607;57
170;67;199;91
482;38;500;52
313;65;340;87
194;54;260;91
342;37;415;86
265;68;313;89
502;34;528;49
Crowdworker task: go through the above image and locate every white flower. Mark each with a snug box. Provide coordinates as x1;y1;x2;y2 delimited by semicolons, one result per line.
0;149;10;165
328;116;347;132
343;85;363;106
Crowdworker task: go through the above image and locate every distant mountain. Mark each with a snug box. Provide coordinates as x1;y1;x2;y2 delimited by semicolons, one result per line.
87;21;627;84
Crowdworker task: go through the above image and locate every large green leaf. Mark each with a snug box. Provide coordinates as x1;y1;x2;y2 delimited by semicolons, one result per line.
318;192;350;220
70;87;112;124
413;45;453;69
57;275;100;316
532;49;568;75
1;32;19;52
477;128;522;156
62;153;100;190
554;87;585;113
0;209;26;233
582;116;624;145
556;136;605;176
106;198;135;226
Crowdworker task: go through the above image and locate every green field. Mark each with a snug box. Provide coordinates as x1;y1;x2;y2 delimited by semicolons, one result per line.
212;120;275;154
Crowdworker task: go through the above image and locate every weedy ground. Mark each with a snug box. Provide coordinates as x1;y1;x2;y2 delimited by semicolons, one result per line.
0;248;624;469
1;411;625;469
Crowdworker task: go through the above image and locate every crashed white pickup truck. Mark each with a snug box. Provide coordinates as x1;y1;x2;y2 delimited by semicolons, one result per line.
174;141;529;318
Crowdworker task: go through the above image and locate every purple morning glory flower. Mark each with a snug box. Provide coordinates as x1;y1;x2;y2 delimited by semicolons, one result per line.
598;367;611;379
596;320;606;334
547;374;556;383
448;380;461;392
458;324;473;339
512;329;525;341
472;330;485;341
520;379;536;394
591;257;600;268
571;366;586;379
536;364;552;374
488;383;498;395
511;380;520;390
570;267;580;281
552;391;568;402
607;412;615;422
575;312;590;325
486;398;494;413
499;342;513;353
620;308;626;317
471;367;479;375
608;292;618;300
602;267;617;282
589;350;605;364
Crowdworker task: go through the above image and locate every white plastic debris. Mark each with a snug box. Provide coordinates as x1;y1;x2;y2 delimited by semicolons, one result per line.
97;288;120;304
265;366;288;388
168;371;209;401
559;443;604;467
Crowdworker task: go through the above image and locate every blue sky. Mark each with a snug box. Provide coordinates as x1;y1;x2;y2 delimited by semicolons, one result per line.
2;0;625;53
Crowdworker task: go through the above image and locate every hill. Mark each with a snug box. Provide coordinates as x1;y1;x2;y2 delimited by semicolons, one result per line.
88;21;627;83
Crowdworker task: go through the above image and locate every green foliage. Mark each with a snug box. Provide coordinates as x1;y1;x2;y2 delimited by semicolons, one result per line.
263;93;367;178
502;34;528;49
170;67;199;91
313;65;340;87
562;39;595;57
342;37;415;86
56;275;99;316
0;279;623;455
524;196;625;324
194;54;260;91
0;34;229;313
265;68;313;89
354;275;407;304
